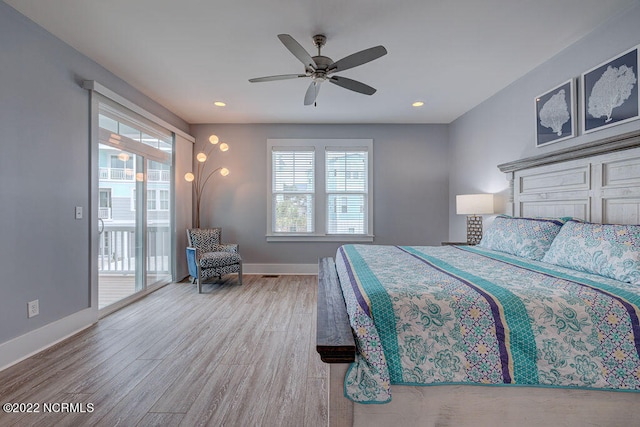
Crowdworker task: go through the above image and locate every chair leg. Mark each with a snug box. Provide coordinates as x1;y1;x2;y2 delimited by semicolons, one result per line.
238;263;243;285
197;265;202;294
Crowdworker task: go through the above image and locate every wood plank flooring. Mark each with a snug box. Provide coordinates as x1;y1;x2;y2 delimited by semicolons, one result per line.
0;275;328;427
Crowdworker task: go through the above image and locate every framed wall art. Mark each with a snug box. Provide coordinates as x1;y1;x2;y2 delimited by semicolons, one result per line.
582;45;639;134
535;79;575;147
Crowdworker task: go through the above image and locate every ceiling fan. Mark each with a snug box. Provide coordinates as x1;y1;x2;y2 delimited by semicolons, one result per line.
249;34;387;106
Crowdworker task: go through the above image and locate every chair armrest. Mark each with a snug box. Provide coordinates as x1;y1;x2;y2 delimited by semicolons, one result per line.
213;243;239;254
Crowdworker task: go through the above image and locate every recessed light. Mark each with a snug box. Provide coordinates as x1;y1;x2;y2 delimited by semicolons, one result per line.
412;101;424;107
214;101;226;107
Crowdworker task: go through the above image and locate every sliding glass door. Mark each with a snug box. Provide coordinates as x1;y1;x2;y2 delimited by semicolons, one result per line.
96;101;173;310
98;145;143;308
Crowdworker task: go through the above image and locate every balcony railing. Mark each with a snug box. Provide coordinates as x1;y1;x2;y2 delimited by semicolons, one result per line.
147;169;171;182
99;224;171;275
98;207;112;219
99;167;170;182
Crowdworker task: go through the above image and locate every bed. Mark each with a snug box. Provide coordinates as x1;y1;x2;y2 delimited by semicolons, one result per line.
316;129;640;427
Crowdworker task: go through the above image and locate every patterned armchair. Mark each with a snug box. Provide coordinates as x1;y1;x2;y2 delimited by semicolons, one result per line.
186;228;242;293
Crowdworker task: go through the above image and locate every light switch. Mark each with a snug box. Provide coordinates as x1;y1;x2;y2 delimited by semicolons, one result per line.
75;206;83;219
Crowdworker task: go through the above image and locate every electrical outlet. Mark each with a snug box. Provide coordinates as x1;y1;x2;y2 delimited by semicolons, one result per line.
27;300;39;318
75;206;83;220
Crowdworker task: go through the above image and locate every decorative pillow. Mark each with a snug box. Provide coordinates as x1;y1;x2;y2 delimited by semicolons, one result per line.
541;220;640;285
477;215;565;260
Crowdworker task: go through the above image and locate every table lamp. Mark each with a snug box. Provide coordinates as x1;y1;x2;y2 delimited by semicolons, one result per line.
456;194;494;244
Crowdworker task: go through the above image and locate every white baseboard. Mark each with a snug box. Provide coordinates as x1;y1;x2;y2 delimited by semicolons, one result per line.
0;307;98;372
243;263;317;275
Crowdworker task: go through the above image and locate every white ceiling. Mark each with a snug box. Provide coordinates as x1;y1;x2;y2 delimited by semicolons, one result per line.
5;0;637;124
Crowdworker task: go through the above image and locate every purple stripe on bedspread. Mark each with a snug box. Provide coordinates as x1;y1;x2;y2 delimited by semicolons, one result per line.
462;246;640;360
627;307;640;358
338;246;371;318
397;246;513;383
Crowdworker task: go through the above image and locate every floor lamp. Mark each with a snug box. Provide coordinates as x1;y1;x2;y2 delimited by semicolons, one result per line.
456;194;494;245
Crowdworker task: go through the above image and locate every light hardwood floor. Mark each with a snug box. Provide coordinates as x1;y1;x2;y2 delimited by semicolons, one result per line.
0;275;328;427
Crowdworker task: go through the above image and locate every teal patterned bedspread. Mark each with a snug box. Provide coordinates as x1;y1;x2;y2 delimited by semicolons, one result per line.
335;244;640;403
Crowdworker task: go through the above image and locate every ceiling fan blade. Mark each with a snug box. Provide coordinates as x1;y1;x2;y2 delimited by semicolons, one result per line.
278;34;317;70
329;45;387;73
249;74;307;83
329;76;376;95
304;81;321;105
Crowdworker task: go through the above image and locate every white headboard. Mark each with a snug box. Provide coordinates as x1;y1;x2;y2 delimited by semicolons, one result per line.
498;129;640;225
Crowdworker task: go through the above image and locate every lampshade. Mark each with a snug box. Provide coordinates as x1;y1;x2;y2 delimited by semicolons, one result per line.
456;194;494;215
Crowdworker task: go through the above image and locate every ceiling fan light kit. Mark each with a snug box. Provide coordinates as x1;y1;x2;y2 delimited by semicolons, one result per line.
249;33;387;106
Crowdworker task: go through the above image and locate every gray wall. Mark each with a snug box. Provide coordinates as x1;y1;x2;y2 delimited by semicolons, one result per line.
448;3;640;242
0;2;189;344
189;124;450;265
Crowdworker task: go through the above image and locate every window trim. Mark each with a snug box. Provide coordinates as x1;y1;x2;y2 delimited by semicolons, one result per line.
266;139;374;242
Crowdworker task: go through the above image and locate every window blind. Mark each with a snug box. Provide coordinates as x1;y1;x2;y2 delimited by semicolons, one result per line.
326;150;368;234
272;150;315;233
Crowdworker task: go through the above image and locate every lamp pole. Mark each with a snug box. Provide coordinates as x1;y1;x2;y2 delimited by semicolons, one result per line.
185;134;230;228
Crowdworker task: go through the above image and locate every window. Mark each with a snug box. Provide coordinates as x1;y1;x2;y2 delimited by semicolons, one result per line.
99;188;112;220
131;189;170;211
267;139;373;241
147;189;157;210
271;149;315;233
326;150;368;235
159;189;170;210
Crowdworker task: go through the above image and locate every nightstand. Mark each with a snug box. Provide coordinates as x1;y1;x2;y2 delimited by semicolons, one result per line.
441;242;475;246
